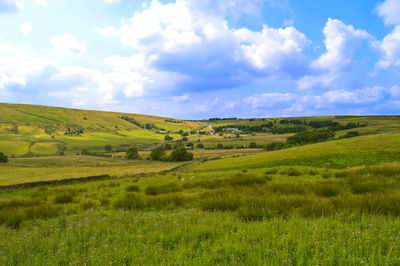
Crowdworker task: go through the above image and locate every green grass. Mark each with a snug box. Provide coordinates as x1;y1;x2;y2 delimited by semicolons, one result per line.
190;133;400;172
0;156;182;185
2;105;400;264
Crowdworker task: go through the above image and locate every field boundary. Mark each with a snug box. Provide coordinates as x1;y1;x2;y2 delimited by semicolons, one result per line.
0;162;190;191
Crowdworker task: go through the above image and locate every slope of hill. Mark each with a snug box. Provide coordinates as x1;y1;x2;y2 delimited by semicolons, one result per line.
190;133;400;171
0;103;203;156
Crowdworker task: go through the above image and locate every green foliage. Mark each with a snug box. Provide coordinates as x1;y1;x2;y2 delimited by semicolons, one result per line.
197;143;204;149
126;147;140;160
81;149;90;155
168;147;193;162
0;152;8;163
104;145;112;152
249;142;257;148
287;131;335;145
164;135;173;141
150;146;166;161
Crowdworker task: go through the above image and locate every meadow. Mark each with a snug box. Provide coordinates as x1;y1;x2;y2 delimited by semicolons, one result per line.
1;104;400;264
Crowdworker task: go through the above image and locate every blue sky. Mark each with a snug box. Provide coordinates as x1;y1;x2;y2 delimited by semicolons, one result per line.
1;0;400;119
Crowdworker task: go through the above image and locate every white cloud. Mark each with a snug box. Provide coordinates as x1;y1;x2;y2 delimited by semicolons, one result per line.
173;93;190;102
376;25;400;69
376;0;400;26
297;19;372;90
20;22;31;35
50;33;85;56
0;55;53;90
244;93;297;108
103;0;120;3
34;0;47;7
97;0;310;93
312;18;372;71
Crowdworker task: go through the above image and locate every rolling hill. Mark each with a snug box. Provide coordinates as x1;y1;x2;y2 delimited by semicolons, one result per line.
0;103;203;156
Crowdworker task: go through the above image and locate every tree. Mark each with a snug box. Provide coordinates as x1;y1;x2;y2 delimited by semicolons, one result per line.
164;135;173;142
249;142;257;148
104;145;112;152
150;146;166;161
197;143;204;149
81;149;90;155
217;143;223;149
182;137;188;141
126;147;140;160
0;152;8;163
169;147;193;162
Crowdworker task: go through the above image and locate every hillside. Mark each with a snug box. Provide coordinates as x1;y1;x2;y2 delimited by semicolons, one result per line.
0;103;203;156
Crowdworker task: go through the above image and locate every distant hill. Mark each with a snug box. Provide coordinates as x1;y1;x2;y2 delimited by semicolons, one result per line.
0;103;203;156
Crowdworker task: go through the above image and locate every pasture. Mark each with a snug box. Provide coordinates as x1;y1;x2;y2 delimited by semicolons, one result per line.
1;104;400;264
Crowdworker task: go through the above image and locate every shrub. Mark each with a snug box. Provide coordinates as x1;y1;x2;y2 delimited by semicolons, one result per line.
81;149;90;155
168;147;193;162
197;143;204;149
104;145;112;152
126;147;140;160
113;193;147;210
150;146;166;161
0;152;8;163
145;183;182;196
125;185;140;192
164;135;173;141
249;142;257;148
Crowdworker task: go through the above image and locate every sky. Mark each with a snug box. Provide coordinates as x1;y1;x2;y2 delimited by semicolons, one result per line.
1;0;400;119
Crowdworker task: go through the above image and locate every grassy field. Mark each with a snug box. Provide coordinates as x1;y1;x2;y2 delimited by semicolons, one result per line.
0;103;204;156
0;156;182;186
1;105;400;264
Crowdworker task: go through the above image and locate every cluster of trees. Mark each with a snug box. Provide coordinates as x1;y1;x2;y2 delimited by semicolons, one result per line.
265;131;336;151
149;146;193;162
287;131;336;145
80;149;112;158
271;125;307;134
165;119;183;123
214;122;274;133
120;116;159;130
0;152;8;163
208;117;238;121
64;128;84;136
339;131;360;139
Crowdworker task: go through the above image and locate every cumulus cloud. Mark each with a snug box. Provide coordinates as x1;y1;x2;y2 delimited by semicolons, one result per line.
376;25;400;69
243;86;399;117
97;0;310;92
50;33;85;56
297;19;373;90
376;0;400;26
